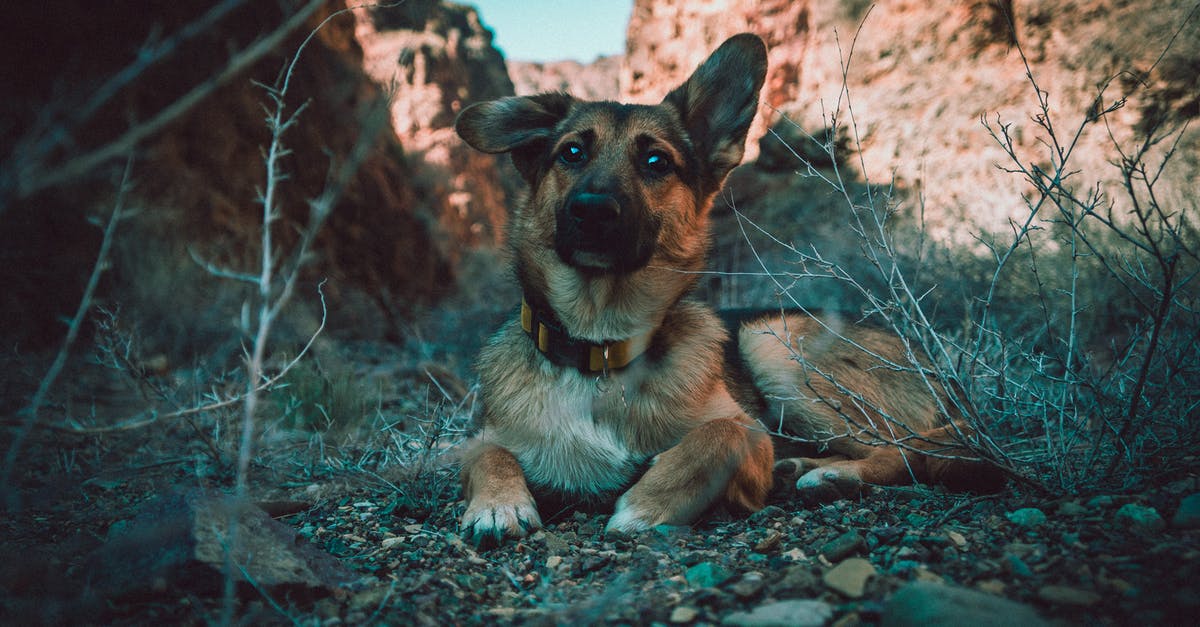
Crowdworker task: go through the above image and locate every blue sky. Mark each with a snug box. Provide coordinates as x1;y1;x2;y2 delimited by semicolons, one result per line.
466;1;633;62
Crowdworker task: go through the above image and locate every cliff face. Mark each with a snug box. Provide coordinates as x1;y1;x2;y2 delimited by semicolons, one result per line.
508;56;623;99
619;0;1200;236
0;1;463;350
353;1;515;248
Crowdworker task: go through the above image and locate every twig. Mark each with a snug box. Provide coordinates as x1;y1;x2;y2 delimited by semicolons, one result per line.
2;154;134;510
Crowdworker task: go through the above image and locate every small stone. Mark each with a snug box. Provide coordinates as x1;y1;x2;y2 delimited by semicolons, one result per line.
882;581;1049;627
754;530;782;553
381;536;404;549
946;530;967;548
1171;493;1200;529
1086;495;1115;509
976;579;1006;595
1038;585;1101;606
819;530;865;562
686;561;734;588
822;557;876;598
546;555;562;569
1004;554;1034;578
1114;503;1166;534
773;565;819;596
1057;501;1088;516
782;548;807;561
541;531;570;553
731;572;766;598
670;606;700;623
1005;508;1047;528
749;505;787;522
722;600;833;627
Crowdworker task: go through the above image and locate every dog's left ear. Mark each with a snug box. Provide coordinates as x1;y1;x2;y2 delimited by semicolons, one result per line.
663;33;768;194
455;92;574;185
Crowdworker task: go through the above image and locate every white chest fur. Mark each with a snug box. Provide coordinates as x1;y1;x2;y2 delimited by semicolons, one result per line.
486;364;648;497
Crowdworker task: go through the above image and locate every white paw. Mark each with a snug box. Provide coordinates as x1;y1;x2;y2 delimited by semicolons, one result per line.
796;467;846;489
605;493;653;534
462;500;541;546
795;465;864;502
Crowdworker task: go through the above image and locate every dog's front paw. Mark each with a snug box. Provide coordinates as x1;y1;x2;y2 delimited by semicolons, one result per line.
462;497;541;547
605;492;656;534
795;463;867;503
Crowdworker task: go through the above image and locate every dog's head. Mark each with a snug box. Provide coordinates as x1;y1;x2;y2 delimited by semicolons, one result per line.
456;34;768;280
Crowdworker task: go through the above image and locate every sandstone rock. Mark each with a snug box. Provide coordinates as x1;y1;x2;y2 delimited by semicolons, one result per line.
822;557;876;598
509;56;622;99
882;581;1049;627
354;0;514;248
722;600;833;627
619;0;1200;240
87;490;354;600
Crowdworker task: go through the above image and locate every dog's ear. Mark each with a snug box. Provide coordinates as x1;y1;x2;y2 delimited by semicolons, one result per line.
662;33;767;194
456;92;574;184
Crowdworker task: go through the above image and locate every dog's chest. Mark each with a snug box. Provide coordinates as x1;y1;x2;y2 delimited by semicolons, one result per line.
501;369;648;497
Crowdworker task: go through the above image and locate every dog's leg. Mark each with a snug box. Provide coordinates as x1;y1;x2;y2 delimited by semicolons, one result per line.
774;454;849;482
606;416;772;533
794;424;1005;501
460;440;541;545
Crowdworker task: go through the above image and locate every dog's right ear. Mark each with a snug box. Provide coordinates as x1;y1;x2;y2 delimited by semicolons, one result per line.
455;93;574;184
663;33;767;196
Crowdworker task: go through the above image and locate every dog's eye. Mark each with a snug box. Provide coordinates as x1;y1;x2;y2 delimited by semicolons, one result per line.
644;150;672;176
558;142;587;166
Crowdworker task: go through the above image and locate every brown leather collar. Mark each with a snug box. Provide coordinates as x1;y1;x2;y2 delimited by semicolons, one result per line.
520;298;653;373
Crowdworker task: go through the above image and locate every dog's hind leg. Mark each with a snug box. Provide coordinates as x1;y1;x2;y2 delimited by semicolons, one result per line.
793;424;1006;501
460;440;542;545
606;414;773;533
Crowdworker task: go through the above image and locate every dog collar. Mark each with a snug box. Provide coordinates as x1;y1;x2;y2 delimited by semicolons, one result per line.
520;298;652;373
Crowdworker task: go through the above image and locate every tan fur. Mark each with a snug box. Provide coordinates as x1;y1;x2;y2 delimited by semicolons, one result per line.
453;34;1001;545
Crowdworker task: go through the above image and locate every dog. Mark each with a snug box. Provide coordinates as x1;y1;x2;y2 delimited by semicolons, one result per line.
453;33;1002;544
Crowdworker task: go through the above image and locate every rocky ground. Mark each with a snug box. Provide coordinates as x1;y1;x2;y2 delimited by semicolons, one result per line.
3;360;1199;627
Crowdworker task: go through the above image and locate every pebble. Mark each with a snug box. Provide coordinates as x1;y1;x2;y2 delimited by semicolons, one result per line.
545;555;562;569
882;581;1049;627
946;530;967;548
754;530;782;553
1038;585;1101;606
1005;508;1047;528
1114;503;1166;534
670;606;700;623
1057;501;1088;516
819;530;865;561
822;557;876;598
731;572;766;598
749;505;786;522
1004;554;1034;578
1171;493;1200;529
722;600;833;627
686;561;734;588
1087;495;1115;509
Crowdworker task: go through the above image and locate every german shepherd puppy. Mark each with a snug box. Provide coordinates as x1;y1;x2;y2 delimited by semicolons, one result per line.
454;34;1000;544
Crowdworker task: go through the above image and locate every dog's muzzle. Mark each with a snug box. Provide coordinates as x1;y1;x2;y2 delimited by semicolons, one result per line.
555;192;657;273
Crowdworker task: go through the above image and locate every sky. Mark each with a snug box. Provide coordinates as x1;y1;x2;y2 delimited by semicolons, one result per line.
465;1;633;62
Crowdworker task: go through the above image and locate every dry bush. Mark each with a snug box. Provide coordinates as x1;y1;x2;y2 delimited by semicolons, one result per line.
735;16;1199;493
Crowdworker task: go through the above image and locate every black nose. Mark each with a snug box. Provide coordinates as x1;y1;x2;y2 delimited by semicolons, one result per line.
567;193;620;225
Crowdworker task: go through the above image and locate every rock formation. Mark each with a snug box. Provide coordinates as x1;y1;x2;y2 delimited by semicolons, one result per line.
509;56;623;99
353;0;515;248
0;1;463;350
619;0;1200;237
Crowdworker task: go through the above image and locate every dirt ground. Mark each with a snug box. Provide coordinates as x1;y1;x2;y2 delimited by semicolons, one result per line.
2;346;1198;626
